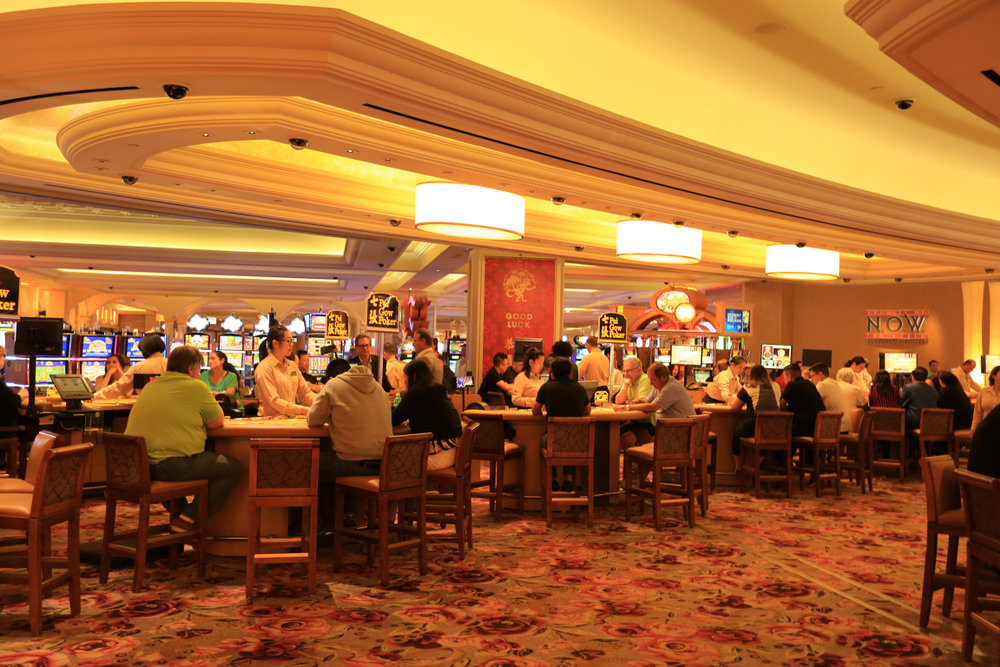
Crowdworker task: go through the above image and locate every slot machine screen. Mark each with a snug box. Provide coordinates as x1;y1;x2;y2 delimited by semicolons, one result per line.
244;353;253;367
760;344;792;370
80;335;115;358
309;356;326;375
185;334;210;349
448;340;464;355
244;337;255;352
670;344;703;366
218;335;242;351
80;360;105;383
35;360;68;383
308;337;329;356
125;336;143;358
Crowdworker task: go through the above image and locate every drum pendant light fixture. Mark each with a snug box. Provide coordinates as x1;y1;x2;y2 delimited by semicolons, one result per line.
414;182;525;240
765;244;840;280
616;219;702;263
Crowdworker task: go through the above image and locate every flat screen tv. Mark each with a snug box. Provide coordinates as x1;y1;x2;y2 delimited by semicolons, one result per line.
760;344;792;370
185;333;210;349
692;368;712;383
880;352;917;373
670;344;702;366
13;317;64;356
982;355;1000;374
79;335;114;359
448;340;465;355
513;338;543;362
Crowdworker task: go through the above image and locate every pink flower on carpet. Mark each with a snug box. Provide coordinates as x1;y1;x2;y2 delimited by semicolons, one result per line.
395;605;461;623
106;597;189;618
163;657;227;667
477;658;548;667
705;595;753;609
248;617;331;639
175;629;214;639
87;619;135;633
535;545;596;558
217;637;263;651
879;532;921;543
781;600;818;611
578;585;633;600
790;653;850;667
552;574;589;585
387;630;445;649
637;637;721;663
468;613;545;636
695;626;761;646
799;613;857;628
477;638;522;653
687;545;742;558
595;601;647;616
686;575;742;589
0;651;70;667
548;559;593;570
763;624;831;644
570;649;605;660
237;604;284;618
452;597;507;611
583;543;627;551
601;622;647;638
839;631;930;659
278;602;338;617
80;592;123;608
854;555;899;565
757;582;817;598
329;608;390;625
650;554;680;565
846;571;894;585
235;639;304;662
179;587;245;607
445;569;503;584
639;578;681;590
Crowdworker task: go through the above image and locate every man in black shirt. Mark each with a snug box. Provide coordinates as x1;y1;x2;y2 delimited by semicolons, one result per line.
780;363;826;464
968;403;1000;478
295;350;322;391
478;352;514;405
533;358;591;492
551;341;580;381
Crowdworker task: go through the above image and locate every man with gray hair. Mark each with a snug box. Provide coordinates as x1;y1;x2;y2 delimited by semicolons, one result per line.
615;357;654;448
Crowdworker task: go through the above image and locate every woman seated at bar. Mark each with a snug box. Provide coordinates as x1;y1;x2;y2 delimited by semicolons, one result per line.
94;354;132;394
391;359;462;470
200;350;241;409
728;364;781;455
835;368;868;408
94;334;168;400
254;325;315;416
868;370;902;409
937;370;973;431
511;347;546;408
973;365;1000;429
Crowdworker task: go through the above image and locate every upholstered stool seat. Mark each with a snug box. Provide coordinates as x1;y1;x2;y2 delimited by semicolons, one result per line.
0;431;60;494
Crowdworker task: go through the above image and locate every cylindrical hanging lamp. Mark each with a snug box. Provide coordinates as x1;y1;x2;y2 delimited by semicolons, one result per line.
765;245;840;280
414;182;525;240
616;220;702;263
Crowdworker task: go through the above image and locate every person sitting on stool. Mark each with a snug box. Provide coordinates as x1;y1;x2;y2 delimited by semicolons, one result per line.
533;358;591;493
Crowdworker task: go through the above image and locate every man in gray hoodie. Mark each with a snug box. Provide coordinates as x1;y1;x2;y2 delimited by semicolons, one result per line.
307;362;393;529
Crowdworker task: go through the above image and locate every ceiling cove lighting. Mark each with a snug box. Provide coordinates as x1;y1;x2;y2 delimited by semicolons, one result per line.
616;220;702;263
414;182;525;241
765;245;840;280
60;269;339;283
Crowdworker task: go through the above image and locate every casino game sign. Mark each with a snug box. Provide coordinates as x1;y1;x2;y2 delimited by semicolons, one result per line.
366;293;400;333
598;312;627;344
0;266;19;316
326;310;350;340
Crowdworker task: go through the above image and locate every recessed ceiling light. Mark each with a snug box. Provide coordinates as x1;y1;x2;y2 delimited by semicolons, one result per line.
384;158;393;162
200;133;210;137
246;131;257;135
347;149;356;153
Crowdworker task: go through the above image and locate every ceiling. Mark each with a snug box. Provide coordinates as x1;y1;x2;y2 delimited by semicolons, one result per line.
1;0;999;331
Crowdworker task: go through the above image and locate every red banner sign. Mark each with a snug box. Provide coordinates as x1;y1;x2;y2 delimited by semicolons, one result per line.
865;333;928;340
481;257;555;378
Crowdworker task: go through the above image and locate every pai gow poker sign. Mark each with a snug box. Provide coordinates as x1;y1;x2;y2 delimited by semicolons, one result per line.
481;258;555;378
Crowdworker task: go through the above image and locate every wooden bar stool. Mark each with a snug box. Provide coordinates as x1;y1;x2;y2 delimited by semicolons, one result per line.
0;443;92;635
0;431;61;494
542;417;596;528
870;408;907;481
99;433;208;593
246;438;320;598
419;422;479;560
840;411;874;493
953;428;974;467
740;412;794;498
468;413;525;521
793;411;843;497
914;408;954;462
956;468;1000;661
334;433;431;587
625;417;701;530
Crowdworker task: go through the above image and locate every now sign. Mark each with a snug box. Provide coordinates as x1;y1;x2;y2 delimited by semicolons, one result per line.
865;310;928;341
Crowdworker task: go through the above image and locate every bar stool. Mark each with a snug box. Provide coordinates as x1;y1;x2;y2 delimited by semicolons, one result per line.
0;431;61;493
914;408;954;462
246;438;320;598
468;413;525;521
956;468;1000;661
792;411;843;497
0;434;18;477
840;411;874;494
541;417;596;528
625;417;701;530
953;429;974;467
420;422;479;560
334;433;431;587
870;408;907;481
739;412;794;498
0;443;92;635
99;433;208;593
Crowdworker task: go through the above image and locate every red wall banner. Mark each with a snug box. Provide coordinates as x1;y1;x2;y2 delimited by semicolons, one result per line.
481;257;555;378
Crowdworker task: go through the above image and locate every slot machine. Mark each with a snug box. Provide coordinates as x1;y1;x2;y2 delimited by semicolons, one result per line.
32;332;72;389
74;334;115;385
184;333;213;369
217;333;244;371
124;335;144;364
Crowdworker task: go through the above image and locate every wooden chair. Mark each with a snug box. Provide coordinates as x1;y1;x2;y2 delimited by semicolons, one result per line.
956;468;1000;662
625;417;701;530
468;413;525;521
0;425;30;480
953;429;974;467
918;456;969;628
792;411;843;497
707;431;719;491
0;435;18;478
840;411;874;494
692;413;712;515
99;433;208;593
914;408;954;462
0;431;61;493
0;443;92;635
870;408;907;481
739;412;794;499
334;433;431;587
246;438;320;599
420;422;479;560
541;417;596;528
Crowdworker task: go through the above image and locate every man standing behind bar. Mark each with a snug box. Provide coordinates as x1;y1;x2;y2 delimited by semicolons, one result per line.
577;336;609;385
125;345;239;524
953;359;983;398
412;328;443;385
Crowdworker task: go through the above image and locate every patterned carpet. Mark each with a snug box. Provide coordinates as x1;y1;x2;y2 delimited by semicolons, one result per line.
0;476;995;666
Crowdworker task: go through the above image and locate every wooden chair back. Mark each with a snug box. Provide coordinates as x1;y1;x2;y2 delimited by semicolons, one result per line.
752;412;793;447
957;469;1000;557
24;431;62;484
249;438;320;497
380;433;431;491
692;412;712;456
871;407;905;438
545;417;596;459
814;411;844;445
30;443;92;518
855;410;874;443
469;414;505;455
651;418;697;463
920;408;954;436
454;422;480;476
919;455;961;523
102;433;152;495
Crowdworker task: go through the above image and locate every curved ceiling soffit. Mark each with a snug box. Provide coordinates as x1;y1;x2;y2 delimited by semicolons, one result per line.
2;2;1000;260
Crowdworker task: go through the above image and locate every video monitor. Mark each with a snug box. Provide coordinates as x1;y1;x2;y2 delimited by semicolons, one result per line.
982;355;1000;374
35;360;67;383
513;338;544;362
185;333;210;349
693;368;712;383
670;344;703;366
125;336;143;358
448;340;465;355
51;374;95;409
80;360;105;383
456;375;474;389
218;334;243;351
724;308;751;334
761;344;792;370
880;352;917;373
14;317;65;356
579;380;600;403
79;335;114;358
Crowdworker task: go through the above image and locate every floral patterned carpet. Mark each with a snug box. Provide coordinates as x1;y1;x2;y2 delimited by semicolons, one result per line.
0;475;995;667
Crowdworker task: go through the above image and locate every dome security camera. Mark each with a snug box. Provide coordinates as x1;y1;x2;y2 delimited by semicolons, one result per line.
721;265;730;270
864;253;875;259
895;277;903;283
288;138;309;150
388;246;396;252
894;99;915;111
121;175;138;185
574;246;585;252
551;196;565;206
987;268;995;274
727;231;739;238
377;263;384;268
388;219;402;227
843;278;851;283
163;84;188;100
629;212;642;220
795;242;807;248
673;220;685;228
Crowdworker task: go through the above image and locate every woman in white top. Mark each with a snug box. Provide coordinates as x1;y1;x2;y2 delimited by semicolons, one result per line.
511;348;546;408
94;334;167;400
973;365;1000;429
729;365;781;455
254;325;316;416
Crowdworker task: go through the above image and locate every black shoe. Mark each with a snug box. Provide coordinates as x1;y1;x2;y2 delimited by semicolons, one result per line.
561;480;575;493
552;479;560;492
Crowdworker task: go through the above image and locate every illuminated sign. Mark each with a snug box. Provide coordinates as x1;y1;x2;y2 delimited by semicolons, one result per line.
80;335;114;358
366;293;400;333
288;317;306;335
126;337;142;358
326;310;350;339
597;312;628;344
186;313;209;331
254;315;270;333
0;266;19;316
724;309;751;334
865;310;928;341
221;315;244;333
671;344;702;366
761;344;792;370
304;312;327;333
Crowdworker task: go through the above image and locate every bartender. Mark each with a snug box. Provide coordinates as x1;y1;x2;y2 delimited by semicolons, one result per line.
254;325;315;416
94;334;168;400
704;355;746;404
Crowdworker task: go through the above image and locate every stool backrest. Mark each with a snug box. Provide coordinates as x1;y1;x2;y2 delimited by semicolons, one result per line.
102;433;151;495
31;443;92;518
919;455;961;523
380;433;431;491
24;431;63;484
753;412;793;445
454;422;480;476
814;411;844;444
920;408;954;435
855;410;874;444
652;418;696;461
468;414;505;455
546;417;595;459
871;408;905;437
957;469;1000;557
250;438;320;496
692;413;712;457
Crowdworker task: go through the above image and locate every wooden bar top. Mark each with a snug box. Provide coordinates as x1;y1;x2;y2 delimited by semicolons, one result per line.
208;416;328;438
462;407;648;422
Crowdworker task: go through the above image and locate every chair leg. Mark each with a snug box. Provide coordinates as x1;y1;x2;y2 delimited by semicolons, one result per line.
832;447;842;497
544;458;553;528
652;465;662;532
686;465;695;529
246;500;259;599
494;458;506;522
167;499;179;572
196;488;208;578
898;438;906;481
943;534;959;618
754;448;762;499
624;456;633;522
454;483;467;560
133;500;151;594
333;487;345;574
516;455;526;513
813;446;822;498
587;463;594;528
28;517;42;636
306;501;317;594
378;498;390;587
367;499;376;566
417;493;428;576
709;437;718;491
68;511;81;618
739;444;747;494
99;497;117;584
919;529;938;628
962;551;979;662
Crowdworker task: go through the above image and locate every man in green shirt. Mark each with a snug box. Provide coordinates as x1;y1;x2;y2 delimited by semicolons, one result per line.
615;356;654;449
125;345;238;524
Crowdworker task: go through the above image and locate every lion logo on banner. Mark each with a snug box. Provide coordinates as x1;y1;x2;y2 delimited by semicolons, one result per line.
502;270;537;303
